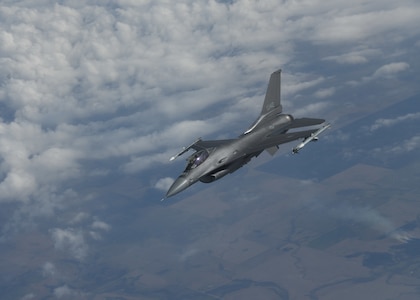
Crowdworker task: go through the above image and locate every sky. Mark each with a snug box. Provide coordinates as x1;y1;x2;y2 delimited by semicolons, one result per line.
0;0;419;299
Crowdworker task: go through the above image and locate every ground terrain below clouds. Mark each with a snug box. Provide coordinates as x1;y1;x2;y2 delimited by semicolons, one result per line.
0;1;419;299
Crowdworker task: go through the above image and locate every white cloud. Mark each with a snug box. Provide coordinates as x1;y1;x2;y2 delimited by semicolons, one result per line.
0;1;418;209
91;220;111;231
0;0;417;297
1;189;77;237
304;5;420;44
323;48;381;65
0;0;418;264
284;76;325;97
329;54;368;65
50;228;88;260
42;261;57;277
293;101;330;117
53;285;85;299
54;285;73;299
21;294;35;300
179;247;199;262
0;169;36;202
155;177;175;192
369;112;420;131
122;152;173;174
328;203;412;243
388;136;420;154
314;87;335;99
70;212;90;225
0;121;82;203
372;62;410;78
350;61;411;84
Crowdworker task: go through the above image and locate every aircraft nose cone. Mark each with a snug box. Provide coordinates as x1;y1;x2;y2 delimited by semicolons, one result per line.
166;177;190;198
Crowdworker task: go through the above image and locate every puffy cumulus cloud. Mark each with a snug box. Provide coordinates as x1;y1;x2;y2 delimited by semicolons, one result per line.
0;1;417;296
0;169;36;202
330;204;412;243
299;3;420;44
0;1;417;194
53;285;73;299
293;101;330;117
0;122;70;203
154;177;175;192
0;1;294;208
1;188;78;237
42;261;57;277
349;61;411;85
314;87;335;99
283;75;325;99
50;228;88;260
327;54;367;65
323;48;382;65
0;0;418;243
369;112;420;132
89;220;111;240
53;285;85;299
387;136;420;154
91;220;111;231
371;135;420;157
69;212;90;225
122;151;173;174
49;213;112;258
179;247;199;262
21;294;35;300
372;62;410;79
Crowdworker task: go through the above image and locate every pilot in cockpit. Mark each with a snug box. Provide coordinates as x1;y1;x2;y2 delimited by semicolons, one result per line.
184;150;209;172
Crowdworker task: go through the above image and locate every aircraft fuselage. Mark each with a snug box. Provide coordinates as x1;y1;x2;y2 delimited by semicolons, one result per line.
166;113;294;197
165;69;329;198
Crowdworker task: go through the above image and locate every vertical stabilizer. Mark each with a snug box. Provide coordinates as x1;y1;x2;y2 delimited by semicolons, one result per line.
261;69;282;115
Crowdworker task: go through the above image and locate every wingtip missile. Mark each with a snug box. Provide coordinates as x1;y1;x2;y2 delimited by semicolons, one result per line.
169;137;202;161
169;149;186;162
292;123;331;154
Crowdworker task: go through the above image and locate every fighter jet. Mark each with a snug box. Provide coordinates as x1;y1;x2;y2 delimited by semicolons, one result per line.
165;70;330;198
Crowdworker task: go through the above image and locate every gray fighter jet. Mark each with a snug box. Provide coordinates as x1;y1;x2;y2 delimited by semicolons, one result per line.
166;70;330;198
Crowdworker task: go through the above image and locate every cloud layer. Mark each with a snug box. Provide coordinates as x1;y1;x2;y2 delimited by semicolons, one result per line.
0;0;418;277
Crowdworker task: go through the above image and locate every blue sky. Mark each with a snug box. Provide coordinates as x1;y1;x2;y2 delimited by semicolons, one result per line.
0;1;419;299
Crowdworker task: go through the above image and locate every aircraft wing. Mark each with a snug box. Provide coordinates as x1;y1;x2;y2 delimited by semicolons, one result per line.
191;139;236;151
169;138;236;161
246;129;319;153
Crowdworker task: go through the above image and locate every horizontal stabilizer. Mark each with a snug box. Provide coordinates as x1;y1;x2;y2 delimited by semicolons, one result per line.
247;129;319;153
289;118;325;129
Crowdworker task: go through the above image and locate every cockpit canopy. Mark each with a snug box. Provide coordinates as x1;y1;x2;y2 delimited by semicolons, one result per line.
184;150;209;172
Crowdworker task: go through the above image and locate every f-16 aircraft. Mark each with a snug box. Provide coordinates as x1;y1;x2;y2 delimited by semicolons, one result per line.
165;70;330;198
